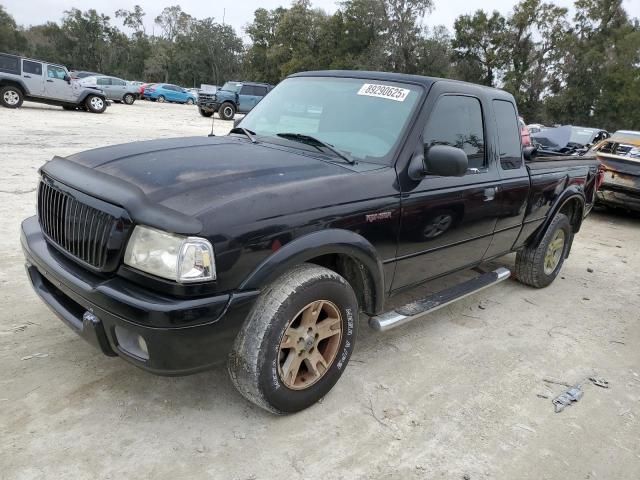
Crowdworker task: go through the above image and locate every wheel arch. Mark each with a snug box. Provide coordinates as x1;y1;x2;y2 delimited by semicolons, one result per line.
239;229;385;315
77;90;106;104
0;79;28;95
530;187;585;247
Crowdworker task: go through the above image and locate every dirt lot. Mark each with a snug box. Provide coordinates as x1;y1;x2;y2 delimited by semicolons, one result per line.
1;100;639;480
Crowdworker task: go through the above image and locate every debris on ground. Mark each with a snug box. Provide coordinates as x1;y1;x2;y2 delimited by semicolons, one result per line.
552;386;584;413
589;377;610;388
20;353;49;360
587;268;594;273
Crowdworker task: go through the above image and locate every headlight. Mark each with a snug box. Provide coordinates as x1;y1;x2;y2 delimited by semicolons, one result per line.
124;226;215;283
628;147;640;158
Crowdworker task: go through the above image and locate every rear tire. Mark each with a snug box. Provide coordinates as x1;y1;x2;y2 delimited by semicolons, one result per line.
84;95;106;113
186;98;194;105
1;85;24;108
515;213;572;288
123;93;135;105
229;264;358;414
157;95;166;103
218;102;235;120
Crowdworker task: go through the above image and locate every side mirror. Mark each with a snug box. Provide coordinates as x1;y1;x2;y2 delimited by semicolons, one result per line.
64;74;71;83
408;145;469;180
523;146;537;161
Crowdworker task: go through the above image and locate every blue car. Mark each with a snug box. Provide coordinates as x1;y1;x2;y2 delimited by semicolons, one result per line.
144;84;196;105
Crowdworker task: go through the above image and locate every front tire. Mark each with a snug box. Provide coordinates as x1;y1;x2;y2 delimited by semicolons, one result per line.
84;95;106;113
186;97;194;105
1;86;24;108
218;102;236;120
199;108;214;117
229;264;358;414
515;213;572;288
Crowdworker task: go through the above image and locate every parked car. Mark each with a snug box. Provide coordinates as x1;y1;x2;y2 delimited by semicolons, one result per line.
519;116;532;146
0;53;108;113
144;83;196;104
592;130;640;211
21;70;601;414
70;70;101;80
198;81;273;120
78;75;139;104
527;123;547;134
532;125;609;154
139;83;155;99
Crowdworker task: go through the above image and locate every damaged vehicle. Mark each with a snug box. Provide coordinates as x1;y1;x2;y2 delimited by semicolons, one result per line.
532;125;609;155
21;71;601;414
0;53;108;113
592;130;640;212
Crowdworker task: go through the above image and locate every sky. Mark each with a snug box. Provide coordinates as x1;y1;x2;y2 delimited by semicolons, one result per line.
3;0;640;38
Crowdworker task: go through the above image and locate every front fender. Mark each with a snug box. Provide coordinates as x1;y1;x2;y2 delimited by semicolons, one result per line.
76;89;106;104
239;229;385;313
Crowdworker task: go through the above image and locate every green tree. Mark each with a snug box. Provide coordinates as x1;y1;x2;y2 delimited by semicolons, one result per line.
452;10;507;86
0;5;27;53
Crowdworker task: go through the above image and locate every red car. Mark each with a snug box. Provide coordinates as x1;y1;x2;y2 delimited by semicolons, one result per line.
139;83;156;100
519;116;532;146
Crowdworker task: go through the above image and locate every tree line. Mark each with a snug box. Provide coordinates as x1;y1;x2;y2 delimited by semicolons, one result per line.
0;0;638;131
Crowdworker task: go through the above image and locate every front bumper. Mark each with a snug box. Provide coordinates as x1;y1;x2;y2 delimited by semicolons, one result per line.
197;100;220;111
21;216;258;375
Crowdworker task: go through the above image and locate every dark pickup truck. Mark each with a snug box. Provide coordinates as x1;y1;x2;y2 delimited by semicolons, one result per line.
21;71;601;414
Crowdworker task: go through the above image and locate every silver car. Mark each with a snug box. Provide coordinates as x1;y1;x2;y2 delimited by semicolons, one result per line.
79;75;139;104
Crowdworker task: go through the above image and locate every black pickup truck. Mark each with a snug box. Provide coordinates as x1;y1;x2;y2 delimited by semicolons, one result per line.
21;71;601;414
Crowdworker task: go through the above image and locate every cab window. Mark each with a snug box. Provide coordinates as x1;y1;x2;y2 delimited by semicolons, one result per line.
424;95;486;170
47;65;67;80
112;78;126;86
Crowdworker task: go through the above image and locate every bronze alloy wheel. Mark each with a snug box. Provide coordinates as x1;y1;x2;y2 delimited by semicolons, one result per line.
543;229;565;275
278;300;343;390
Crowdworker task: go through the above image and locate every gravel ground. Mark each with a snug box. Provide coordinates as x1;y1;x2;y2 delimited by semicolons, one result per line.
1;100;639;480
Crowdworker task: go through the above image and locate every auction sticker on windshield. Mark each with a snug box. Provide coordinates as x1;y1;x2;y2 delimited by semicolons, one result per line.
357;83;410;102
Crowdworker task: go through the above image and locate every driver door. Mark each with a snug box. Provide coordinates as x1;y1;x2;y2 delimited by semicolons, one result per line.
44;65;75;101
392;89;501;291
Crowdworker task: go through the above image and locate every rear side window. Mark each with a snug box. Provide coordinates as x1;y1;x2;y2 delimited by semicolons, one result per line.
23;60;42;75
255;86;268;96
97;77;111;86
0;54;20;74
112;78;126;86
424;95;486;170
493;100;523;170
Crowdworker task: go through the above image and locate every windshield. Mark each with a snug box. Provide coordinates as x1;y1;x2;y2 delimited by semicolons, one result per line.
569;127;598;145
238;76;423;164
221;81;242;93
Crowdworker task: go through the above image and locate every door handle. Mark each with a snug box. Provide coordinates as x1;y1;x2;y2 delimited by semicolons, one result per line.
483;187;498;202
46;79;54;82
23;75;31;78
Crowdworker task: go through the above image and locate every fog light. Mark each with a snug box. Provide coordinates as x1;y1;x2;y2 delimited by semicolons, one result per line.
114;326;149;360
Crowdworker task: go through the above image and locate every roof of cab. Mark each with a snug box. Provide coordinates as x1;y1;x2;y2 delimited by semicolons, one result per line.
290;70;514;100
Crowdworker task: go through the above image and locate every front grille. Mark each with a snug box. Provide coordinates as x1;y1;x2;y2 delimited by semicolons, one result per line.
198;92;216;102
37;180;116;270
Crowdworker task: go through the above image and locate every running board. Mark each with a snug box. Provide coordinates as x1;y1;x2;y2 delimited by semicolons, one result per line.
369;267;511;332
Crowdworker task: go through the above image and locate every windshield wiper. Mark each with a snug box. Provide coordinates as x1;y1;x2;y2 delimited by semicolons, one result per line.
276;132;356;164
230;127;257;143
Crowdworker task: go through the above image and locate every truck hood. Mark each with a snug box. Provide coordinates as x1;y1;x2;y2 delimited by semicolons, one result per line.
63;136;376;222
